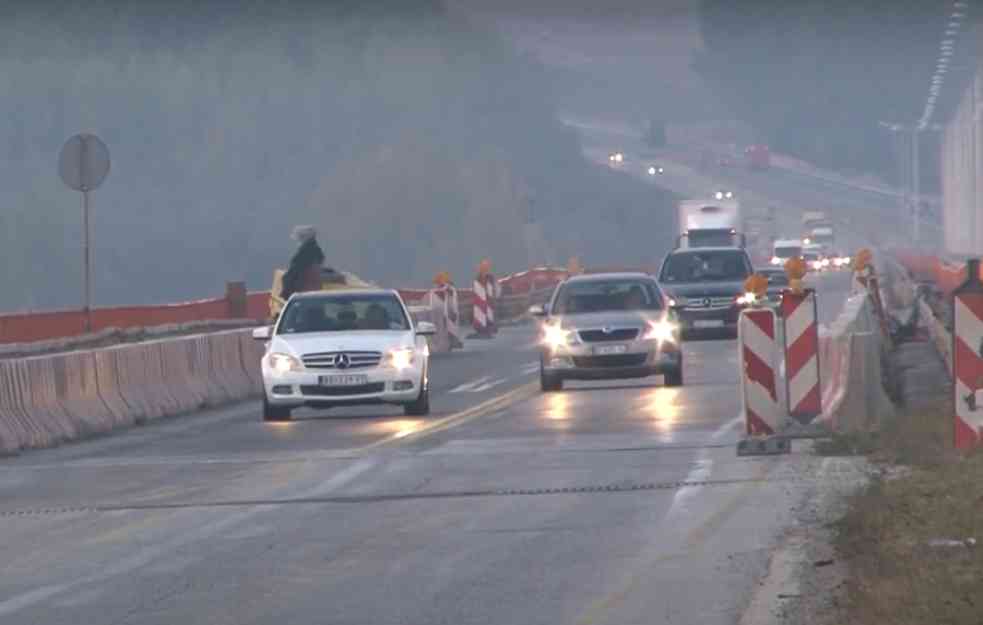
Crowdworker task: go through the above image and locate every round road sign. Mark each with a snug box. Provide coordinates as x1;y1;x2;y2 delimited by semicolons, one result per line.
58;133;110;192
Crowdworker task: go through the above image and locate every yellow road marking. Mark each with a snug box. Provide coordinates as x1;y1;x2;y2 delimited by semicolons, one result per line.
354;381;539;453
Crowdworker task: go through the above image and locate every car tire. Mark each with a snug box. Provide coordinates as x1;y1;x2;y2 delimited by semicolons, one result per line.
663;366;683;387
404;386;430;416
540;359;564;392
541;373;563;392
262;395;292;422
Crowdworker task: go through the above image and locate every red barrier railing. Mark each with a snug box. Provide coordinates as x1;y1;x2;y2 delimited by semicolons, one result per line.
0;266;572;345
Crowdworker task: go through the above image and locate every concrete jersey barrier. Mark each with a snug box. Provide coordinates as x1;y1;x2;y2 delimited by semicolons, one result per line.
816;292;895;433
0;328;264;454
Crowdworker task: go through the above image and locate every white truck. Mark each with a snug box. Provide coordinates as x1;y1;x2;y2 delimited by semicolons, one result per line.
771;238;803;266
677;198;743;249
801;211;835;250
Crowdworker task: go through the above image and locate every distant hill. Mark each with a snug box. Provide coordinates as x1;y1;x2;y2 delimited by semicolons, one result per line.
0;0;677;311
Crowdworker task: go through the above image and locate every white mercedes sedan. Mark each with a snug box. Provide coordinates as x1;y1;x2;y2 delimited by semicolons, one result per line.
253;289;435;421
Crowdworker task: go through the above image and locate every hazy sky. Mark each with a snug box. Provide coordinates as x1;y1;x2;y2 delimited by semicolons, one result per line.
450;0;722;123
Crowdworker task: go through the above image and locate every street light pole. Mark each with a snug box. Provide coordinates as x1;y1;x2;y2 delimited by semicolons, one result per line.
879;121;939;246
911;127;921;244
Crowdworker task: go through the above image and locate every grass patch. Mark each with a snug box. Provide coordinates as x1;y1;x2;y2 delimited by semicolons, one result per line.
834;404;983;624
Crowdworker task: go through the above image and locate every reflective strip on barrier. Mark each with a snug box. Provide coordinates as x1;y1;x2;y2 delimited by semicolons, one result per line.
739;308;781;435
953;285;983;450
781;291;822;422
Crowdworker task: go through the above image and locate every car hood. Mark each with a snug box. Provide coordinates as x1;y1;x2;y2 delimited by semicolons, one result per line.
270;331;413;357
552;311;661;330
660;280;746;299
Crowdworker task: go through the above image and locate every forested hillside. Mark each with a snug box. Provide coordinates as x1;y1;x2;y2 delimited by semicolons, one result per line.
0;0;675;311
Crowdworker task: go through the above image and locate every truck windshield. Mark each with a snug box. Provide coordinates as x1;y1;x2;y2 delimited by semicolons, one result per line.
686;229;737;247
660;250;752;283
774;246;802;258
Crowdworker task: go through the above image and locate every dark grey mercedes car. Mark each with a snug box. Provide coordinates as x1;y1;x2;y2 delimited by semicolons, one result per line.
530;273;682;391
657;247;753;339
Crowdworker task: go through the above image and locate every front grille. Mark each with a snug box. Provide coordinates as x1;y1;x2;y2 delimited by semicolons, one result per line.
300;383;385;397
301;351;382;370
572;354;648;368
579;328;640;343
683;296;734;310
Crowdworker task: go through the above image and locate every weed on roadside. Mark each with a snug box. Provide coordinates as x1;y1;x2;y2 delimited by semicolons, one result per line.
833;405;983;625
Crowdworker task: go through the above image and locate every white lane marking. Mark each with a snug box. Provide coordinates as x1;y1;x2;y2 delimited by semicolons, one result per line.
664;414;743;523
0;458;377;617
448;376;491;393
520;361;540;376
469;377;509;393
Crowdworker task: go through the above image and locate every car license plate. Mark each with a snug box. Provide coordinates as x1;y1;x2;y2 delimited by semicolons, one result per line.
593;344;628;355
694;320;725;329
319;374;368;387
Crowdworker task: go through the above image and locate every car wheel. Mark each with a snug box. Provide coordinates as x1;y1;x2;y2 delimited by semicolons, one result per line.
664;366;683;387
404;385;431;416
262;395;291;422
540;359;563;392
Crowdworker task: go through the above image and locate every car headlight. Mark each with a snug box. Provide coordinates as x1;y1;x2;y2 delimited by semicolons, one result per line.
821;258;830;267
735;292;757;306
668;295;688;307
644;319;678;344
770;256;782;265
268;352;303;374
542;324;578;349
386;347;416;370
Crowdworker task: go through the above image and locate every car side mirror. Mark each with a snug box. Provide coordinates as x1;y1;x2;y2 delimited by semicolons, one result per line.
416;321;436;336
252;326;272;341
528;305;547;317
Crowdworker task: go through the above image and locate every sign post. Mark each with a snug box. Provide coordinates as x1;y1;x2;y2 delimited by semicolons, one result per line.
58;133;110;332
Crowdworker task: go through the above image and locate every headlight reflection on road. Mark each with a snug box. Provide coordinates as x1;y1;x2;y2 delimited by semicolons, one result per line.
381;419;425;439
544;392;570;421
643;388;681;435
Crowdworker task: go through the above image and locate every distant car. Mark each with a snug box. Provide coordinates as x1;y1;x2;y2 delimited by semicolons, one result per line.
829;251;852;270
756;267;789;303
531;273;682;391
253;289;436;421
803;251;823;272
745;144;771;170
657;246;754;339
802;244;831;272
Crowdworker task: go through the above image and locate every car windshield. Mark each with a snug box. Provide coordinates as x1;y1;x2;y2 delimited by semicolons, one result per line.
277;293;409;334
552;280;663;315
774;246;802;258
659;250;752;283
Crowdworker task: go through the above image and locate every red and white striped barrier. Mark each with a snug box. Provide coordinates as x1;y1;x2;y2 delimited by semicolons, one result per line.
953;259;983;451
739;307;782;435
472;274;500;338
781;290;821;422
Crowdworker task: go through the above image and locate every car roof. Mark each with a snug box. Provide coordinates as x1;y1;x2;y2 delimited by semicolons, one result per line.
289;288;398;300
666;246;748;254
564;272;655;283
774;239;802;246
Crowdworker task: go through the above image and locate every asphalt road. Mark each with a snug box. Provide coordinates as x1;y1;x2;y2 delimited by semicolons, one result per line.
570;117;923;250
0;271;853;624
